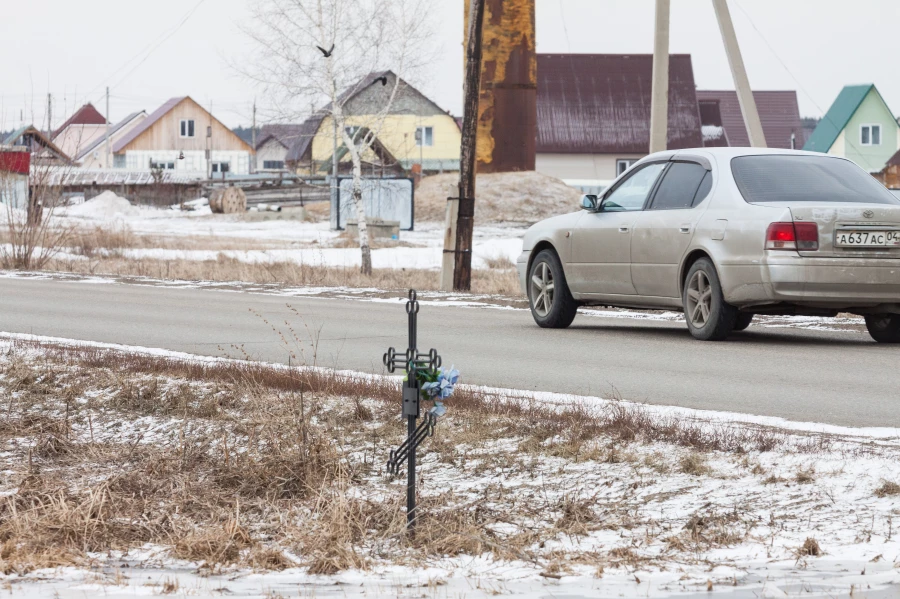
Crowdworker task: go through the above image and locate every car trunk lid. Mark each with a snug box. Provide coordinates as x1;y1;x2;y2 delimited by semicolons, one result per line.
787;204;900;258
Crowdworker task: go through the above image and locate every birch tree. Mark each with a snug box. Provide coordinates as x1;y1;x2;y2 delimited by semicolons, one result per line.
244;0;435;275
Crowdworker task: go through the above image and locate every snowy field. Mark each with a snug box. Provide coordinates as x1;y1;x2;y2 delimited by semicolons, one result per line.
43;192;526;271
0;335;898;598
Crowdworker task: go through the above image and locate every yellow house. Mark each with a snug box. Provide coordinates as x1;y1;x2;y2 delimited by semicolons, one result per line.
286;72;461;175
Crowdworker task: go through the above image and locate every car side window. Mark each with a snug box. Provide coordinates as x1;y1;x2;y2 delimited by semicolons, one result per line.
602;162;667;212
648;162;708;210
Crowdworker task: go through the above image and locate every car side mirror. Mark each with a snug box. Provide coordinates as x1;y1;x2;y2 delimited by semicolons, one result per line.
580;194;598;211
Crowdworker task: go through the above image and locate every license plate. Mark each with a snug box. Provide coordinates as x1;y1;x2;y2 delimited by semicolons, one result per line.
835;230;900;247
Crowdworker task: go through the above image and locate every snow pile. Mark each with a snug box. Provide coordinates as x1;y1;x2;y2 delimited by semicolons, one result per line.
416;171;582;224
62;191;139;220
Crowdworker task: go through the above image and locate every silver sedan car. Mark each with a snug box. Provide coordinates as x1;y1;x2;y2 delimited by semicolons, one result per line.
518;148;900;341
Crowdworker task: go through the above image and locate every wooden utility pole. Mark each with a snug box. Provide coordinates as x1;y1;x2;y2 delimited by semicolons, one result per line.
649;0;670;154
105;87;111;168
251;99;257;173
442;0;485;291
712;0;767;148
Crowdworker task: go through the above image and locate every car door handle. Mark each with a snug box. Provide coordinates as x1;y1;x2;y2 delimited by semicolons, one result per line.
679;225;691;234
618;226;630;233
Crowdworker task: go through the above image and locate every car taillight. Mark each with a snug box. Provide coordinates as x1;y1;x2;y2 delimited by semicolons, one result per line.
765;222;818;251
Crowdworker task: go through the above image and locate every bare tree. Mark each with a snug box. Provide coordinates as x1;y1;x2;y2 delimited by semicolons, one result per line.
243;0;435;275
1;163;72;270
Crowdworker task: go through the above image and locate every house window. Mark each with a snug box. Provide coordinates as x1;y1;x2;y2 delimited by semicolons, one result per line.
263;160;285;170
113;155;126;168
150;160;175;170
345;126;361;140
211;161;230;174
180;119;195;138
861;124;881;146
415;126;434;147
616;159;637;176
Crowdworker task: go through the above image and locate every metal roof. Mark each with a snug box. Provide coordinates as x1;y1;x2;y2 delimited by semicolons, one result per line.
536;54;703;154
75;111;146;160
52;103;107;139
284;114;328;164
3;125;73;163
256;124;308;151
802;85;872;152
697;90;805;149
111;97;187;153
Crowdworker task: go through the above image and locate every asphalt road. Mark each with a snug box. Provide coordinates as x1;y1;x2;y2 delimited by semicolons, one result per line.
1;277;897;428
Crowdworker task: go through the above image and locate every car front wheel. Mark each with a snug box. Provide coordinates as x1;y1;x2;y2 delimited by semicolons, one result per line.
683;258;738;341
864;314;900;343
528;249;578;328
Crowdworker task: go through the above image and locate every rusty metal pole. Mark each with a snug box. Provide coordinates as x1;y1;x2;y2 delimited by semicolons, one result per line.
450;0;486;291
466;0;536;173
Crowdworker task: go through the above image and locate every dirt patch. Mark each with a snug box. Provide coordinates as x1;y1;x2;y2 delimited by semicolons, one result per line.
415;171;582;224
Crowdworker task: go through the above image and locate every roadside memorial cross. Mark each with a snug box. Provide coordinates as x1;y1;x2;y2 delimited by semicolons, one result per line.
383;289;456;530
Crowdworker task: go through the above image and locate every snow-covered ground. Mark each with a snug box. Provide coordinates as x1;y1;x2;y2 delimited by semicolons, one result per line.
48;192;526;270
0;335;898;598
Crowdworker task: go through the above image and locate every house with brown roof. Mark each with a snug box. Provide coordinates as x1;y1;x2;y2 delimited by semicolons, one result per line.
111;97;254;175
696;90;805;150
535;54;704;184
51;103;109;159
3;125;73;167
255;124;307;172
286;71;460;175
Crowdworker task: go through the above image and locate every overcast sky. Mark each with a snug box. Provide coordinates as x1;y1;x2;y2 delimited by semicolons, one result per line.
1;0;898;130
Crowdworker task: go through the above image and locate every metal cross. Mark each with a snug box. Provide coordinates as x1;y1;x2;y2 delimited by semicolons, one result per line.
382;289;441;529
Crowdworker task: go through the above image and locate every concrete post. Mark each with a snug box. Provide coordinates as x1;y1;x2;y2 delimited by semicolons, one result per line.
649;0;670;155
712;0;767;148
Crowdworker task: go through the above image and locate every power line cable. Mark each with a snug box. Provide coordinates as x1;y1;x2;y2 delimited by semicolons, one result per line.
732;0;864;155
82;0;209;105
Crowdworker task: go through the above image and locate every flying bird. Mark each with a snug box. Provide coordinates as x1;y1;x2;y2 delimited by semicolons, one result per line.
374;75;388;86
316;43;334;57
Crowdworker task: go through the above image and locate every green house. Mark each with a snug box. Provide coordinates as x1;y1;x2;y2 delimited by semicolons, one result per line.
804;84;900;172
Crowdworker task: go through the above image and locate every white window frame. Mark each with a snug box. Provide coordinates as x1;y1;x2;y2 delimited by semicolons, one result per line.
180;119;196;138
860;124;881;146
616;159;637;176
415;126;434;147
150;159;175;171
211;161;231;174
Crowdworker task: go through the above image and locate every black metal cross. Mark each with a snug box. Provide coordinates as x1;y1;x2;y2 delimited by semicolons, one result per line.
383;289;441;529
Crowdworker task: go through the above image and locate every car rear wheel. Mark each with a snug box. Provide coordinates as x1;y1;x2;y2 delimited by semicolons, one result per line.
734;313;754;331
864;314;900;343
683;258;738;341
528;249;578;328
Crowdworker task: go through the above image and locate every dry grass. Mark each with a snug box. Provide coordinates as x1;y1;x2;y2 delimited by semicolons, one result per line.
45;254;522;295
678;452;712;476
874;480;900;497
0;341;831;576
798;537;822;557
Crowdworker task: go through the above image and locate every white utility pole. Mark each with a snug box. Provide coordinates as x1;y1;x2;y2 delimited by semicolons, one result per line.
105;87;111;168
649;0;670;154
712;0;767;147
46;93;52;139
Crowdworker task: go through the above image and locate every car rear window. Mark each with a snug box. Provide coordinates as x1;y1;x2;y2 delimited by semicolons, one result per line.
731;155;900;205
